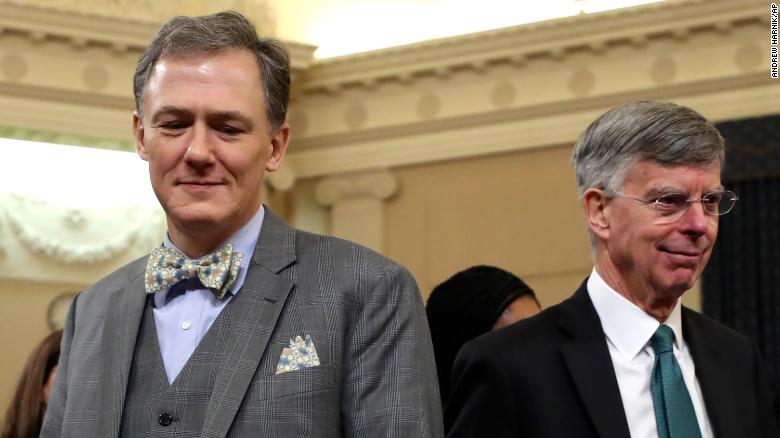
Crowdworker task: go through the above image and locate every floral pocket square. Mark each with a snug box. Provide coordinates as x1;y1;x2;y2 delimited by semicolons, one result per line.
275;335;321;375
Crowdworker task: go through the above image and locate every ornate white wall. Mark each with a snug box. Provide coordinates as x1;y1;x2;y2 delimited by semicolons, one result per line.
0;0;773;311
289;0;775;178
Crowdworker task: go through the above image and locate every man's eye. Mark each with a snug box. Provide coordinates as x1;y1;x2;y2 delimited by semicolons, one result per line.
159;122;187;131
218;126;243;135
654;193;688;209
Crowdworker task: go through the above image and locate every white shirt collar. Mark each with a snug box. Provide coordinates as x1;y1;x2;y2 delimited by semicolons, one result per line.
587;268;683;362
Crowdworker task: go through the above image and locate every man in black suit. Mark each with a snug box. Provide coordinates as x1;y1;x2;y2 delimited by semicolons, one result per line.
445;101;779;438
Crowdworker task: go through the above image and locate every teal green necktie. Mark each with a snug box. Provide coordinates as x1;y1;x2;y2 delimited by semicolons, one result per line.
650;324;703;438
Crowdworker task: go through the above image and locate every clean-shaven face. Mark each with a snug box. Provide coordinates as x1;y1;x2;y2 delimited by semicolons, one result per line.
603;160;721;302
133;49;287;255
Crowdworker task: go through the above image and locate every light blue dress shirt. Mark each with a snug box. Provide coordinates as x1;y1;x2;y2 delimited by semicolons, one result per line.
152;206;265;383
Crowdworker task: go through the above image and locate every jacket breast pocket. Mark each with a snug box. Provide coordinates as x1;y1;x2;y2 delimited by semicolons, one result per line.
251;364;334;401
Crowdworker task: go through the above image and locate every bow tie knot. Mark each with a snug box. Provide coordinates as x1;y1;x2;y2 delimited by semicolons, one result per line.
144;243;243;299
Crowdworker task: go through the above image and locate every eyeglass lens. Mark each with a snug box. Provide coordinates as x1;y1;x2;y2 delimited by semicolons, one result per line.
656;191;736;216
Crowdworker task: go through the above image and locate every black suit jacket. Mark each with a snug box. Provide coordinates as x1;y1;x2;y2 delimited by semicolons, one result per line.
445;280;779;438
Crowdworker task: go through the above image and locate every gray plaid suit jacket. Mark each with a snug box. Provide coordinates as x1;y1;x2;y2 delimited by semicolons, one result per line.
41;208;443;437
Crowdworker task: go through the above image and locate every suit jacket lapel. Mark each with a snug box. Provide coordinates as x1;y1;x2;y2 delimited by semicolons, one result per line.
683;308;740;438
103;263;147;437
201;208;297;438
559;281;632;438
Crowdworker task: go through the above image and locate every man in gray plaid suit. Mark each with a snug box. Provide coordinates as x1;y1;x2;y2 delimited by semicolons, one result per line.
42;11;442;437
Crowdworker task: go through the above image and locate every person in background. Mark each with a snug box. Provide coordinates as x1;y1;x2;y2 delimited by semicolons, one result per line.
445;101;779;437
426;265;541;407
2;330;62;438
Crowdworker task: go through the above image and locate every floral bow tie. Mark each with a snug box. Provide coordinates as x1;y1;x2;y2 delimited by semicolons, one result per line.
144;243;243;299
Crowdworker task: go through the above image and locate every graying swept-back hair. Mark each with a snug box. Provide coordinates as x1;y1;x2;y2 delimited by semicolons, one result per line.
133;11;290;130
571;101;725;198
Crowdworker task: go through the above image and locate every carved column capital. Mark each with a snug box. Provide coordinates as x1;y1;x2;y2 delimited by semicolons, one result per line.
313;169;397;253
314;169;397;207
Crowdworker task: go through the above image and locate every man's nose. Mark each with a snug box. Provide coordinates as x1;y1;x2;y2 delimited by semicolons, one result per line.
184;123;216;167
678;201;712;235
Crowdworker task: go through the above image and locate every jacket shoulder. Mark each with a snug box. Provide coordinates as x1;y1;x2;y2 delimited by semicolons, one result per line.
682;306;757;351
77;255;147;302
293;228;406;278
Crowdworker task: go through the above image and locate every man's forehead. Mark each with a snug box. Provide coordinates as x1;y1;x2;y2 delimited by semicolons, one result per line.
142;51;265;117
624;159;722;189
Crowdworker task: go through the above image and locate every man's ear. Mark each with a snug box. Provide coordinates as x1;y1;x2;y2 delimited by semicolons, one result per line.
265;122;290;172
132;111;149;161
584;188;611;241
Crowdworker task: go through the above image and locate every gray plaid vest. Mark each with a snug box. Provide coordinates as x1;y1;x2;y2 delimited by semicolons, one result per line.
120;296;237;437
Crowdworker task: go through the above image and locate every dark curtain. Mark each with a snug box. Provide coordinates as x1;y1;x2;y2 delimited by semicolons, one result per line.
702;115;780;377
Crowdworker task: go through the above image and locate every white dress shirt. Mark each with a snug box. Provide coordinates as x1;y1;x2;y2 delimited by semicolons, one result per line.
152;206;264;383
587;269;713;438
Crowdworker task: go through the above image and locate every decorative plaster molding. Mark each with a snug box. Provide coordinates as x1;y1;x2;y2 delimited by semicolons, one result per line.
0;81;133;114
0;125;134;151
0;1;316;68
288;77;779;178
283;0;775;179
293;73;772;152
0;1;158;54
315;169;398;206
299;0;766;93
1;193;163;265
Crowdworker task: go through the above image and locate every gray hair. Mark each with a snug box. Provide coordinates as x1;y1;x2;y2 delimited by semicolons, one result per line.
571;101;725;198
133;11;290;130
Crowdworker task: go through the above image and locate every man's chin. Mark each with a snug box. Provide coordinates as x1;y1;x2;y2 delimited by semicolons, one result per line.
664;270;698;296
166;207;226;232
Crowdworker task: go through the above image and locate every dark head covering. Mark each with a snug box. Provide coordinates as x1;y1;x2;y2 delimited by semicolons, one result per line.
426;265;536;404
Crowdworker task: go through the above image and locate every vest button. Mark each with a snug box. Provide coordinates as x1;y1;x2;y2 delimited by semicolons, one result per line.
158;413;173;427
